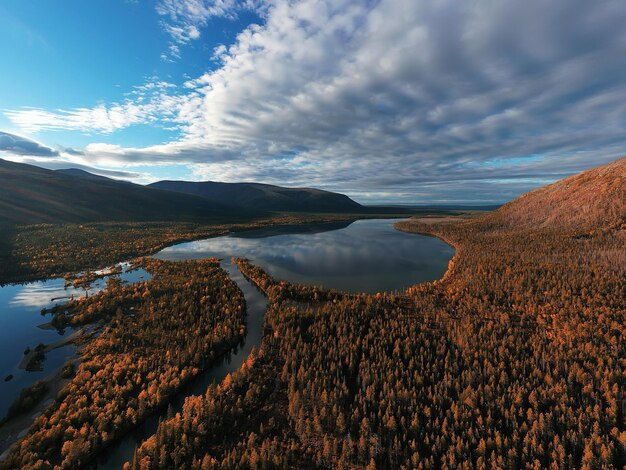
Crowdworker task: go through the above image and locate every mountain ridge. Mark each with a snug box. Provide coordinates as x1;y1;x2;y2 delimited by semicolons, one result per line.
0;159;261;225
148;180;365;213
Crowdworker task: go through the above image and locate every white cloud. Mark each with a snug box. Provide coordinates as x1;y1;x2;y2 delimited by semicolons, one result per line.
4;81;186;134
0;131;59;157
156;0;266;59
5;0;626;203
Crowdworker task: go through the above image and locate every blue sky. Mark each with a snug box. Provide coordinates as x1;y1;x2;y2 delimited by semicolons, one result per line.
0;1;257;149
1;0;626;203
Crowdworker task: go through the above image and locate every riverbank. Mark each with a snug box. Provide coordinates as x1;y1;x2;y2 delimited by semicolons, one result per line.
93;260;269;469
0;362;73;458
1;258;251;469
394;216;472;285
0;212;423;285
18;328;87;371
0;327;95;458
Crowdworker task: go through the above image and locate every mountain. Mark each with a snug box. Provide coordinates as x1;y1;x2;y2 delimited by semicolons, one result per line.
485;156;626;231
55;168;118;182
0;159;261;225
148;180;366;213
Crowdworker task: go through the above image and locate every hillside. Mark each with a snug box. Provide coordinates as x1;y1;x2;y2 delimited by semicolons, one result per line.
55;168;118;182
485;156;626;231
149;180;366;213
0;159;260;225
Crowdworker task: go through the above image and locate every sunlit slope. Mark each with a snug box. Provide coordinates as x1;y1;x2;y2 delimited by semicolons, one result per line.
0;159;260;225
149;180;365;213
484;156;626;231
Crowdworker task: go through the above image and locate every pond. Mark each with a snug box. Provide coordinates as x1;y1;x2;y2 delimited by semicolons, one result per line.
155;218;454;294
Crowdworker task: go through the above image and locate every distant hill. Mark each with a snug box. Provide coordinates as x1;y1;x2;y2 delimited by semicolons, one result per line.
484;156;626;231
56;168;119;182
0;159;261;225
149;180;366;213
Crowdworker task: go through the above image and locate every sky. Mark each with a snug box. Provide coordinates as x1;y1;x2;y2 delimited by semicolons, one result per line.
1;0;626;204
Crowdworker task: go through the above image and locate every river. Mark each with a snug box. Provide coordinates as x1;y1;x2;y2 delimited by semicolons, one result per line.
0;219;453;467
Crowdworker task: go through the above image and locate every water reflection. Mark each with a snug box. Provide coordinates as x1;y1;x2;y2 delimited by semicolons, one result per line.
10;283;86;308
157;219;454;293
0;265;151;419
99;220;453;466
0;219;453;463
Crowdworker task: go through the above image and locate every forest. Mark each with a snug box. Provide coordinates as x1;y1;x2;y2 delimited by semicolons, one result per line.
125;160;625;469
1;159;624;469
2;258;246;469
0;213;403;284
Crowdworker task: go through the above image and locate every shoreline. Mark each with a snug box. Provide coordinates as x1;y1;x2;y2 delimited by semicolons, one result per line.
1;329;96;458
18;328;86;371
0;363;74;459
0;216;459;465
394;216;469;285
0;213;414;286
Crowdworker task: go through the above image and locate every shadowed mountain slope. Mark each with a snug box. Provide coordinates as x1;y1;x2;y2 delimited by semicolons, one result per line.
0;159;260;225
55;168;117;182
148;180;366;213
484;156;626;231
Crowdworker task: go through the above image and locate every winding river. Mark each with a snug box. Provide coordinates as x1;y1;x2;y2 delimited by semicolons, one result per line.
92;261;267;468
0;219;453;467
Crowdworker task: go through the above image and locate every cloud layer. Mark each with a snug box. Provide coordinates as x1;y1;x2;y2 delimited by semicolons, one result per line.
5;0;626;203
0;131;58;157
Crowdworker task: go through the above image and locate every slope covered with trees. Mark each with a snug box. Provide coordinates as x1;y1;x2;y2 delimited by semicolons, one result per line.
128;158;625;469
483;157;626;231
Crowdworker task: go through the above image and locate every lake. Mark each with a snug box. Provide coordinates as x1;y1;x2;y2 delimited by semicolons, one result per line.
95;219;453;467
155;218;454;293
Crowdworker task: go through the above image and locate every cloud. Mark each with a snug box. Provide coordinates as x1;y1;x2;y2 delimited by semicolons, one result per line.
156;0;265;59
153;0;626;201
4;81;184;134
0;131;59;157
6;0;626;203
64;165;142;180
59;147;85;156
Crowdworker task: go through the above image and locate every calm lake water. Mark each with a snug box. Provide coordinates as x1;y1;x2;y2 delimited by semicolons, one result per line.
0;264;150;420
156;218;454;293
97;218;453;468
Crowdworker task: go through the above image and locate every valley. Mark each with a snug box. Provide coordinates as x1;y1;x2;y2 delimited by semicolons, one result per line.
0;158;623;469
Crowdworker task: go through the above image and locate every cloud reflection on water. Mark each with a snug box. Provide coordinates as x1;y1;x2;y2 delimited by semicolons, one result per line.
9;282;83;309
157;219;453;293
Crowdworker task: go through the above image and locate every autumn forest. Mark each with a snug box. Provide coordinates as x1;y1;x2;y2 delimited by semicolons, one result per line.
0;157;625;469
